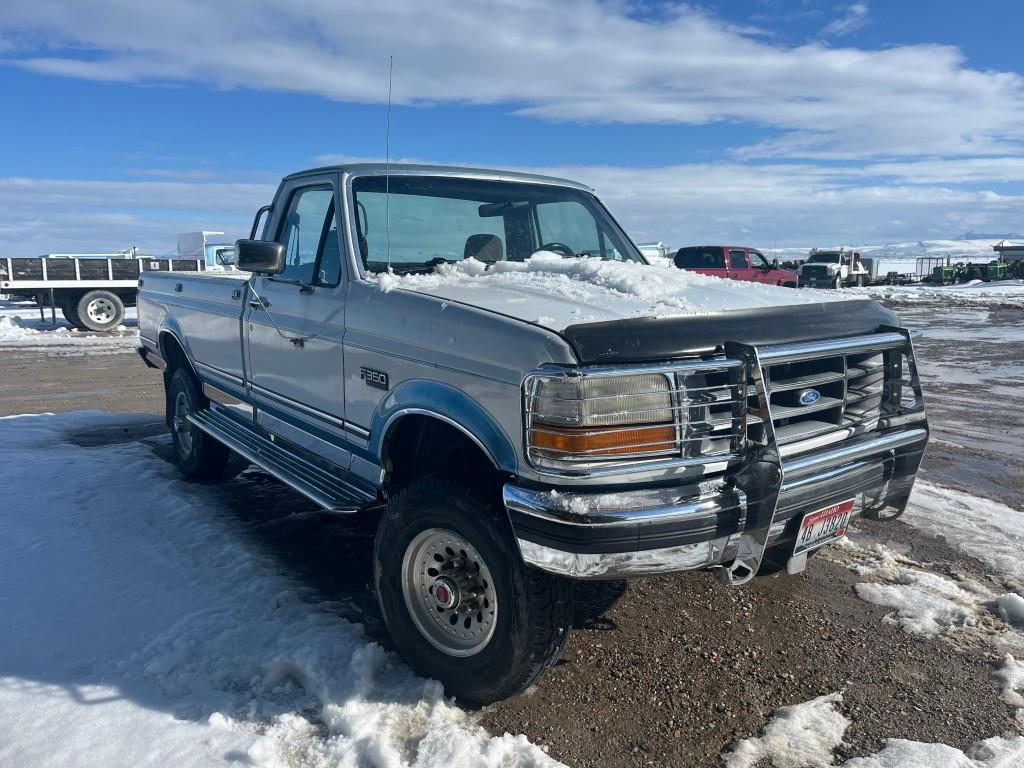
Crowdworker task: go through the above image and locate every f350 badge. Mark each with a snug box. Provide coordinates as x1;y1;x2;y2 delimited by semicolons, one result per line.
360;367;389;390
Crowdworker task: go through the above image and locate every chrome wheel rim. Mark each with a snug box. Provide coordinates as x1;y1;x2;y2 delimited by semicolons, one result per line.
173;391;193;454
86;297;116;325
401;527;498;657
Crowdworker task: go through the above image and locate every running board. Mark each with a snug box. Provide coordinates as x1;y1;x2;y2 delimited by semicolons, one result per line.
188;407;377;513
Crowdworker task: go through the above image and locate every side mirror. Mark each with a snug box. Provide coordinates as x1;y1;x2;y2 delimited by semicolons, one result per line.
771;258;779;269
236;240;286;274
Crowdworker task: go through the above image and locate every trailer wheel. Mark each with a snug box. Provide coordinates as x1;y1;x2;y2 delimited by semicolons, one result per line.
60;300;82;327
375;478;574;705
167;367;235;482
75;290;125;332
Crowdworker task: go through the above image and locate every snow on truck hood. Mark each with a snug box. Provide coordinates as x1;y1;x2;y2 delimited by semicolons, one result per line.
373;252;851;331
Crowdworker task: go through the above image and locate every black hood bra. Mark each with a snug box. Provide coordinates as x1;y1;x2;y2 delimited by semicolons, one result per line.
560;300;900;364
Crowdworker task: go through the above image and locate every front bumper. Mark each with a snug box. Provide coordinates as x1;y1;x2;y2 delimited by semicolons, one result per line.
506;328;929;582
505;427;927;579
799;274;834;287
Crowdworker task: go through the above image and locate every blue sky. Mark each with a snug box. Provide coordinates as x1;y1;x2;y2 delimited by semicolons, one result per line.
2;0;1023;255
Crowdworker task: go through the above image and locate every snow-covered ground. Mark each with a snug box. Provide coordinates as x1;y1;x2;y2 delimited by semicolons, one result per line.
0;300;139;353
3;411;1023;767
853;279;1024;308
726;691;1023;768
0;412;559;768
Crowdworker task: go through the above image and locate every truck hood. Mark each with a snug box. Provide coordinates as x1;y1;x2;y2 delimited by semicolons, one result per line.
373;255;898;362
375;253;853;333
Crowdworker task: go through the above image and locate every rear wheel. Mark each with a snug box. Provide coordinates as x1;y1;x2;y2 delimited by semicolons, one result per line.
167;367;234;482
375;478;574;705
76;290;125;332
60;299;82;327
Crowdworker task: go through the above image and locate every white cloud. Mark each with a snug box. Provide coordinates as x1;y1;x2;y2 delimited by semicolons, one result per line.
3;160;1022;257
2;1;1024;159
822;3;869;37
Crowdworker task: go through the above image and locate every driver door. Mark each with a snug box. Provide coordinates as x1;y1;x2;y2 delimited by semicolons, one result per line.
244;177;350;464
748;250;774;284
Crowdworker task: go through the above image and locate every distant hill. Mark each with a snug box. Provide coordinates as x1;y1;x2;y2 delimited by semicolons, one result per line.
957;231;1023;240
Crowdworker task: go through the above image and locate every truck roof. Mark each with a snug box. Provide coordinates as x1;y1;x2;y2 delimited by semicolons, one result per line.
283;163;594;192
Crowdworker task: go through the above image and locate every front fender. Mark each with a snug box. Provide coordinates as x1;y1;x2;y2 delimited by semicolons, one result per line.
369;379;518;474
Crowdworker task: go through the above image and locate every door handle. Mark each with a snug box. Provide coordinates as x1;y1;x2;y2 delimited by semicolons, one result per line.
249;297;270;309
231;288;242;301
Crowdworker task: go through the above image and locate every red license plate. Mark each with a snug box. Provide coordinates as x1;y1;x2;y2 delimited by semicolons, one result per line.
793;498;854;555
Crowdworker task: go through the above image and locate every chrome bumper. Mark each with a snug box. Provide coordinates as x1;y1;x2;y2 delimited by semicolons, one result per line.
505;427;926;579
506;327;929;582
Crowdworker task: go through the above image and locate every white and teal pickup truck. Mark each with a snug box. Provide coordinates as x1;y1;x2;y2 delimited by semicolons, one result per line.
137;163;929;704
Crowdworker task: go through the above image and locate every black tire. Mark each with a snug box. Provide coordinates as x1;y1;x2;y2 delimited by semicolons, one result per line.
374;478;574;705
833;274;843;290
167;367;234;482
60;301;81;327
75;289;125;332
855;275;865;287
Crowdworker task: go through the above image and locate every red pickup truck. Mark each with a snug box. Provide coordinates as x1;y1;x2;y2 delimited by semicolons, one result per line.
674;246;799;288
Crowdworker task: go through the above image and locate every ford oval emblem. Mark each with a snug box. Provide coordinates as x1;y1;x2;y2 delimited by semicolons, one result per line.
798;388;822;406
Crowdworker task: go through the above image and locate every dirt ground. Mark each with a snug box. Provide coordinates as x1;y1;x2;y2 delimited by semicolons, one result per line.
1;298;1022;767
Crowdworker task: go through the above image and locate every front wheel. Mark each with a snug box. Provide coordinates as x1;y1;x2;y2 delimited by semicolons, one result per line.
375;478;574;705
833;274;843;290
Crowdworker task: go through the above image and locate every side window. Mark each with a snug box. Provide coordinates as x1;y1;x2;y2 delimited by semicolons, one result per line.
750;251;771;269
728;250;748;270
277;186;340;285
675;248;726;269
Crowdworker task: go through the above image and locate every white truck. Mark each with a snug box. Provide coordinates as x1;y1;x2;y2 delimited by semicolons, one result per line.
176;231;237;271
797;248;870;289
137;162;929;704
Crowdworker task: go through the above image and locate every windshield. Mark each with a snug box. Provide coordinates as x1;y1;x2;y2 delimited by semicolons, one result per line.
352;175;642;274
211;246;236;266
808;252;842;264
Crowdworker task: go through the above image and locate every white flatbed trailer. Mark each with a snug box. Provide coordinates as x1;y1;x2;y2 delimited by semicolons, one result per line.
1;254;206;331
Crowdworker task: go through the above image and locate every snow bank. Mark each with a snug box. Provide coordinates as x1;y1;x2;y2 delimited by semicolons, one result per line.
0;412;560;768
725;689;1024;768
372;253;844;329
992;655;1024;710
828;536;1024;647
903;482;1024;586
0;303;138;353
854;570;980;637
842;735;1024;768
997;594;1024;629
725;692;849;768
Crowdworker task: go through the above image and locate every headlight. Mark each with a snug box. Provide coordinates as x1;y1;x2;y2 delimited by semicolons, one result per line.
524;372;676;465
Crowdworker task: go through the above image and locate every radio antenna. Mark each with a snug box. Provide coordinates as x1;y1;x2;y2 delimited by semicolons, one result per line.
385;55;393;269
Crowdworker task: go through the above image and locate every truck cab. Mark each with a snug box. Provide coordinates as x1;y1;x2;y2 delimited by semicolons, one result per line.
798;248;869;288
177;231;237;271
